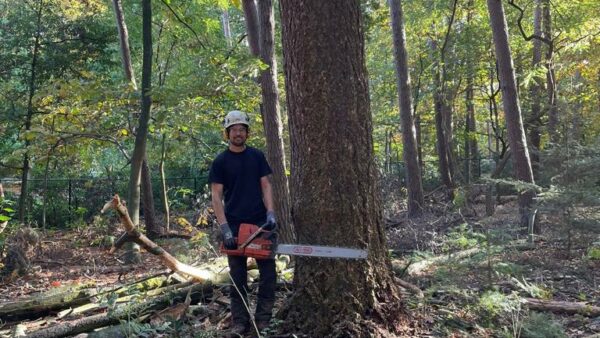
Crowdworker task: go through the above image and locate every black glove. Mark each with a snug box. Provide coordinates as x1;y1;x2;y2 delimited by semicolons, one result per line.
265;210;278;231
220;223;237;249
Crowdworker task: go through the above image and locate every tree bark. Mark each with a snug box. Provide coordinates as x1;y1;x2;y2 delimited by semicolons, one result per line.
125;0;153;263
141;157;159;239
524;298;600;317
159;133;170;231
486;0;536;227
0;283;96;320
464;0;478;183
111;0;137;90
221;9;232;47
528;0;543;179
543;0;559;144
257;0;294;242
280;1;403;336
435;89;455;197
242;0;260;56
389;0;424;217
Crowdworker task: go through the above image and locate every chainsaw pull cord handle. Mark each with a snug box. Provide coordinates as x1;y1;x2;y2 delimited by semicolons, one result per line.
238;222;270;249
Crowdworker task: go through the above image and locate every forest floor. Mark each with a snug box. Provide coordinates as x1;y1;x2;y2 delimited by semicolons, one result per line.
1;195;599;337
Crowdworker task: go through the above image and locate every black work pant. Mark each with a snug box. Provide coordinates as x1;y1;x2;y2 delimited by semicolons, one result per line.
227;255;276;325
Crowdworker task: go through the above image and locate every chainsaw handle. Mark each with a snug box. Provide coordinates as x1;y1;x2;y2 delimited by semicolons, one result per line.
238;222;270;249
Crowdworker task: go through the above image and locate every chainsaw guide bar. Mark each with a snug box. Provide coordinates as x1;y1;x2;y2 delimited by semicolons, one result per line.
220;223;368;260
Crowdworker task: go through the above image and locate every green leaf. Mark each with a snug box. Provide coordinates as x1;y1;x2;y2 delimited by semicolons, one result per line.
3;207;15;213
0;215;10;221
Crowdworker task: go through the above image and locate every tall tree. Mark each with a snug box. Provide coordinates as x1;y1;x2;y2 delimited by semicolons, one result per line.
464;0;479;183
280;1;402;336
17;0;44;223
112;0;159;239
486;0;536;226
543;0;559;144
257;0;293;241
241;0;260;56
529;0;543;179
112;0;137;90
388;0;424;217
431;0;459;198
126;0;153;262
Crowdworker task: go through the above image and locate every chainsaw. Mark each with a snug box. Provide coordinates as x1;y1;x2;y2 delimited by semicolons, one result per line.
220;223;367;260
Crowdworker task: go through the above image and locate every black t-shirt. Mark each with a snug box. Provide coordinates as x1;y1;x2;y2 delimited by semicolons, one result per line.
208;146;272;231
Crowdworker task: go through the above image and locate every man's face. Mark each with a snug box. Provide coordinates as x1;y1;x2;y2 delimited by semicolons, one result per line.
228;124;248;146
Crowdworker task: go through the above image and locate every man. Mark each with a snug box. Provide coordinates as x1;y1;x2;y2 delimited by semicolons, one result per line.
209;110;278;336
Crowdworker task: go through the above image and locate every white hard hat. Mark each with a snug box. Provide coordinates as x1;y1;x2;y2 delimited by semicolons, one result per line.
224;110;250;129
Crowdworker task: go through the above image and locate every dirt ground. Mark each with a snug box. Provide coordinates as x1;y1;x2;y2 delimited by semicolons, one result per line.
1;197;599;337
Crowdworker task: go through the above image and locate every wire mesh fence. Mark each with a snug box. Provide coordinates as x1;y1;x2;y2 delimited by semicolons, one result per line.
1;176;208;228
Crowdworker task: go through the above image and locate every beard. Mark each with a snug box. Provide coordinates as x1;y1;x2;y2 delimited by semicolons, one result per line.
230;136;246;147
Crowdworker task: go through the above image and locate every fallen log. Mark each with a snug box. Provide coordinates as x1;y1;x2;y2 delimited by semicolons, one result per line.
394;277;424;299
0;274;172;320
57;280;194;319
26;282;212;338
101;195;218;282
0;282;96;320
524;298;600;317
393;247;481;277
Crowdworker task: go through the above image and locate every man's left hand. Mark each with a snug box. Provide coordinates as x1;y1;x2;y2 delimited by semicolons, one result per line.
265;210;277;231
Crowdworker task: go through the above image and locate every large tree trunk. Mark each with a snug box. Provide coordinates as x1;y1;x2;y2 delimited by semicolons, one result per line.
486;0;536;227
279;1;403;336
18;0;44;223
528;0;543;179
257;0;294;242
389;0;424;217
125;0;153;263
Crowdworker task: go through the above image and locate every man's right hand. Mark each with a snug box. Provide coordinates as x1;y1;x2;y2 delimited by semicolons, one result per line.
220;223;237;249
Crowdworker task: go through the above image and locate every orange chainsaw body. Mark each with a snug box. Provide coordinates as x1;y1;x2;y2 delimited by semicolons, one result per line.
220;223;275;259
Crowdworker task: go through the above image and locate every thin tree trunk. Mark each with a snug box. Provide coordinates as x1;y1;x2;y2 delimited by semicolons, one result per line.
280;1;402;335
465;0;478;183
416;114;424;172
141;157;159;239
435;89;455;197
242;0;260;56
389;0;424;217
486;0;536;228
571;70;583;142
256;0;294;242
221;9;232;47
126;0;153;263
18;0;44;223
543;0;558;144
529;0;543;179
159;133;170;231
0;184;7;234
112;0;137;90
